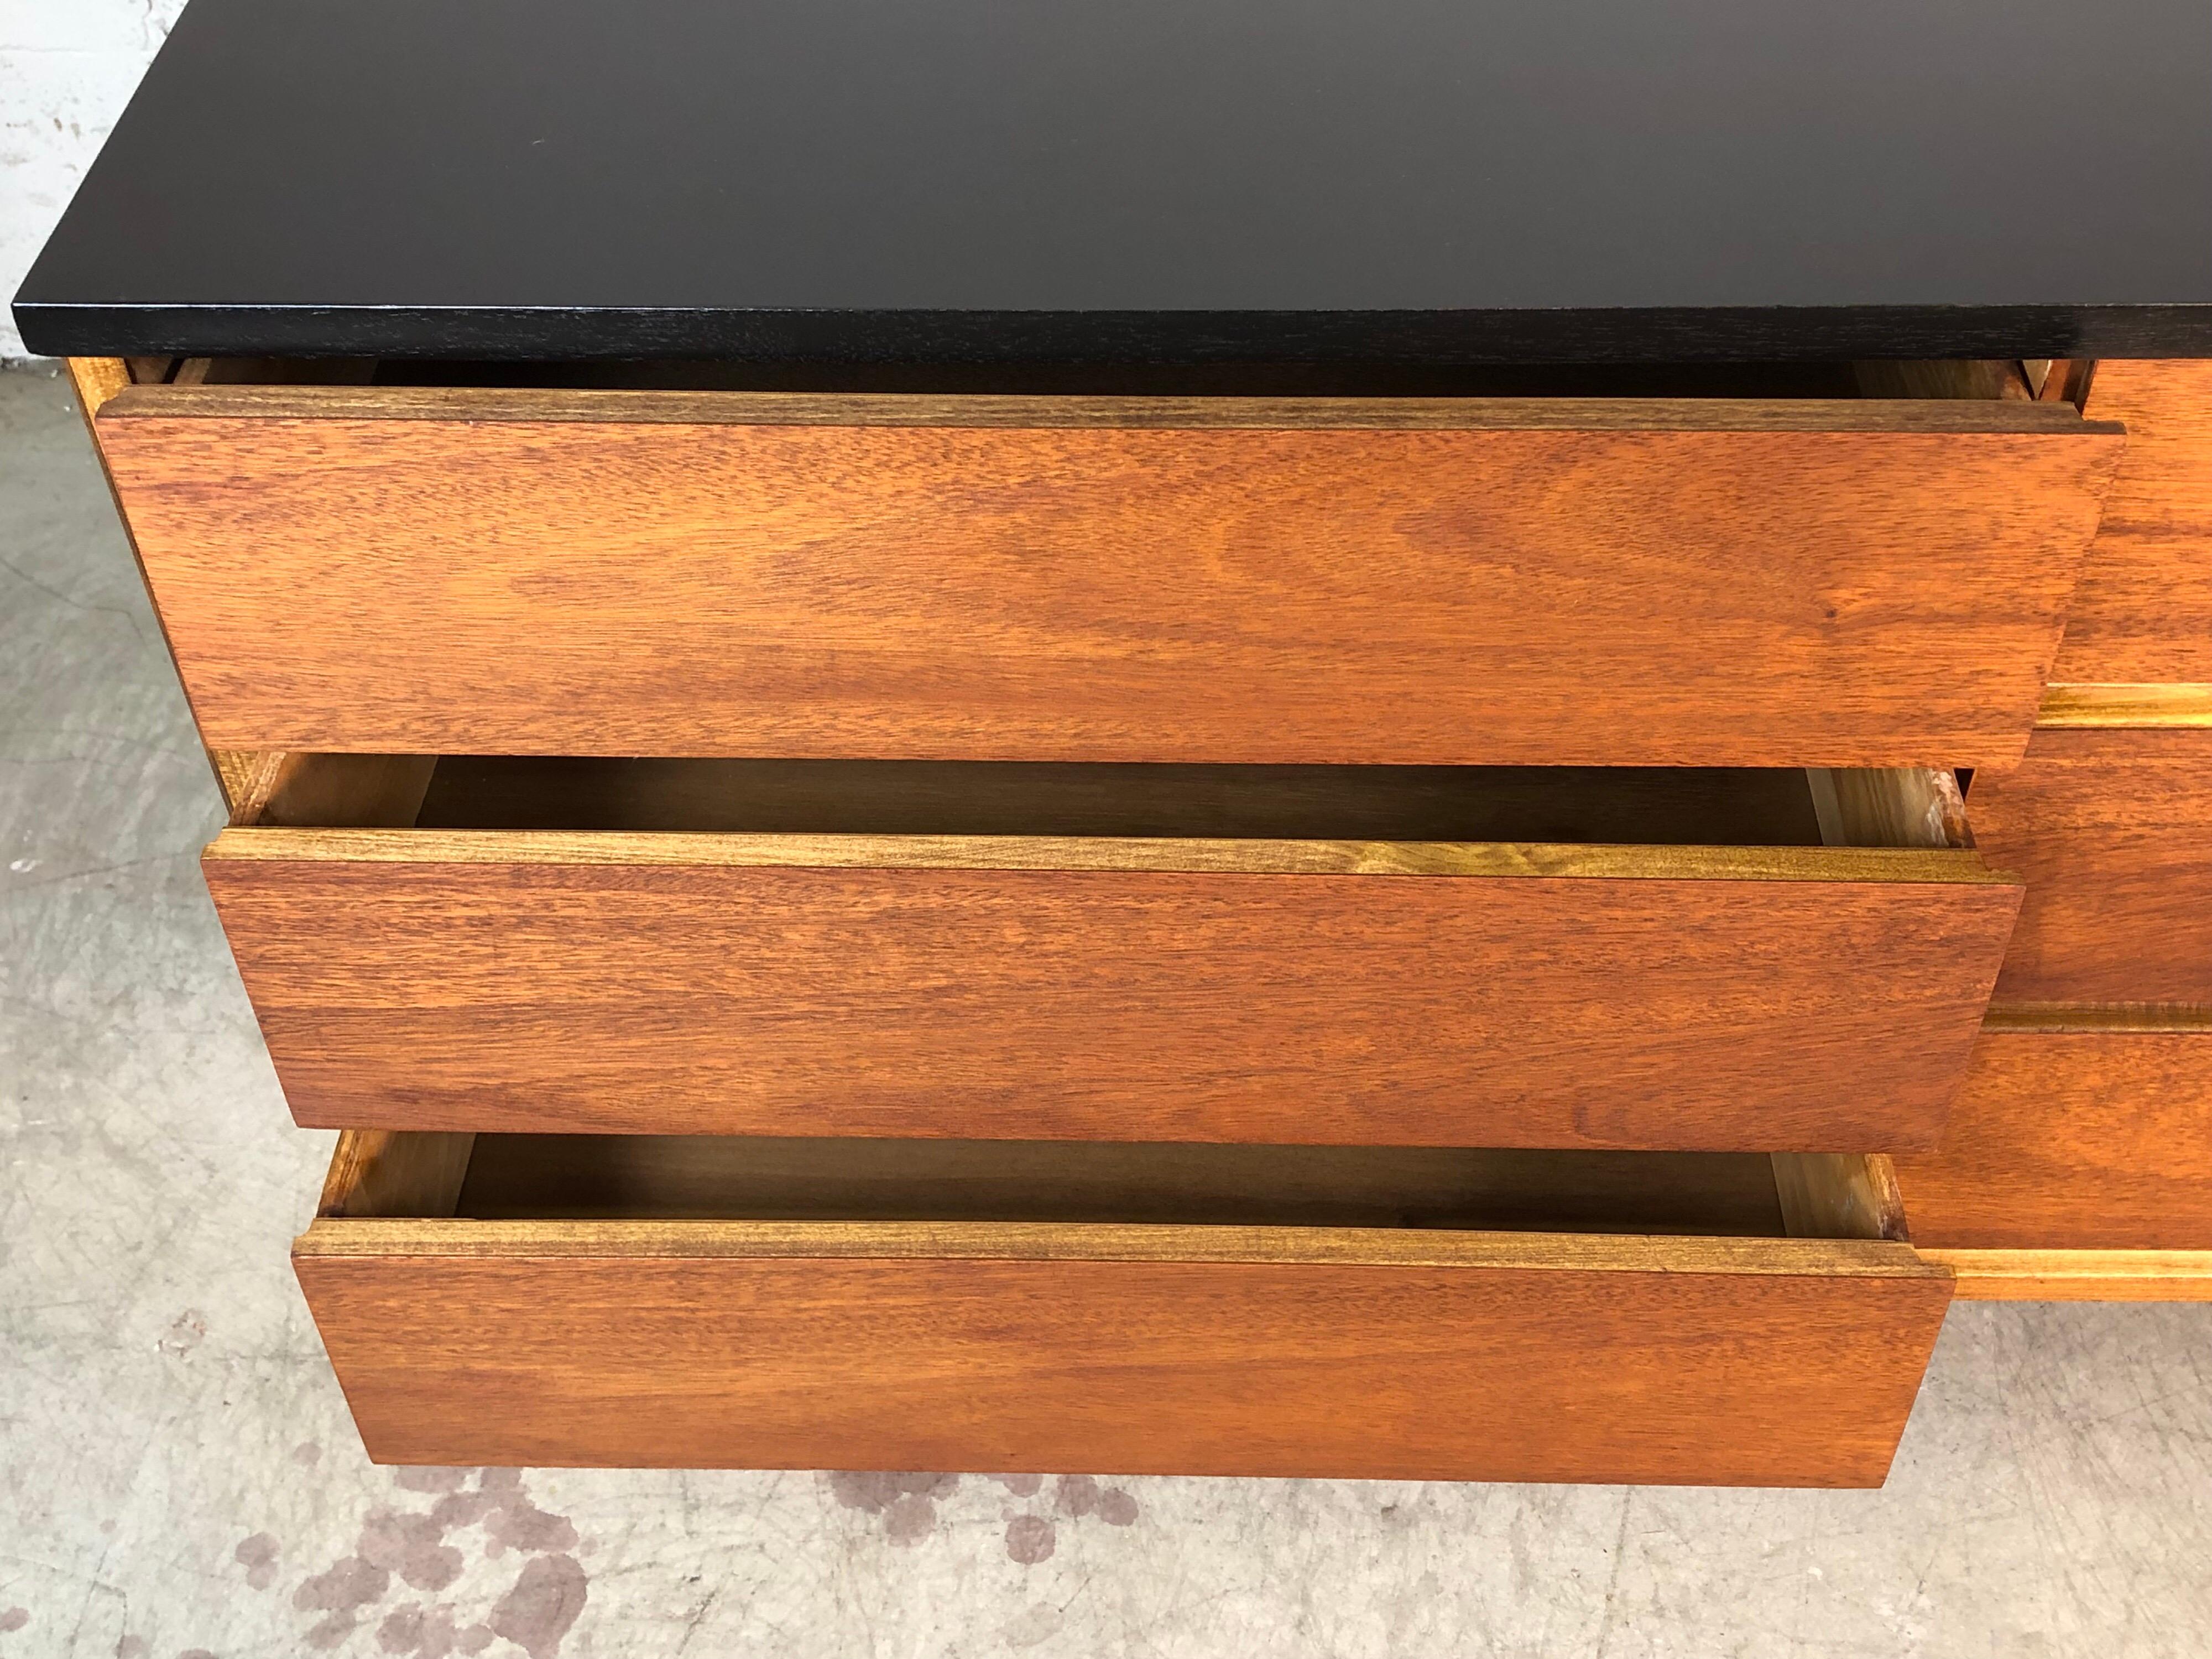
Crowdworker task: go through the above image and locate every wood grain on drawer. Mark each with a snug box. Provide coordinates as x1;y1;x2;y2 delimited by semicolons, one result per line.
2053;360;2212;685
204;827;2018;1149
1896;1024;2212;1257
297;1238;1947;1485
96;386;2117;766
294;1221;1949;1483
1971;728;2212;1006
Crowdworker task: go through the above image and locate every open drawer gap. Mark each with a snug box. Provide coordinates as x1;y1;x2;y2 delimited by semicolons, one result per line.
142;355;2011;400
233;753;1975;857
318;1131;1911;1246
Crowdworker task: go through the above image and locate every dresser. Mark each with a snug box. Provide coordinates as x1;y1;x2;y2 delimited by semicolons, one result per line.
17;0;2211;1487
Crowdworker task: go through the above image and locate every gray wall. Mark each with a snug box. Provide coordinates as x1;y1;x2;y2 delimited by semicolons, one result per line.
2;0;189;360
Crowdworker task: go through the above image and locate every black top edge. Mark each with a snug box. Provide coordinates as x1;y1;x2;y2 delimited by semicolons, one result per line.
18;303;2212;366
18;0;2212;363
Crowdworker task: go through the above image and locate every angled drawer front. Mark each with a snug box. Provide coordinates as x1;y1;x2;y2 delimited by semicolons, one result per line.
1970;728;2212;1006
205;762;2020;1149
97;383;2117;766
1896;1027;2212;1253
1896;1024;2212;1302
2053;360;2212;686
295;1134;1953;1484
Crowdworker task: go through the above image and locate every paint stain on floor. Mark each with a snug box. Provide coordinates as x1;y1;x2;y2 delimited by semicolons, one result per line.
823;1470;1143;1564
825;1471;963;1547
233;1533;280;1591
217;1468;592;1657
997;1474;1142;1565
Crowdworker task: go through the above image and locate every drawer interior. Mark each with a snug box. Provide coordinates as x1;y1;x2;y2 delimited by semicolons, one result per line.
320;1132;1910;1244
130;355;2041;403
414;759;1828;842
144;357;1870;397
245;754;1970;854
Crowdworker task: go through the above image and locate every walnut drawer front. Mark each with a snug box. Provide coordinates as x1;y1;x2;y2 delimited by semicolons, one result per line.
1896;1022;2212;1300
1968;727;2212;1007
294;1133;1952;1484
2052;360;2212;686
93;380;2119;768
206;760;2019;1150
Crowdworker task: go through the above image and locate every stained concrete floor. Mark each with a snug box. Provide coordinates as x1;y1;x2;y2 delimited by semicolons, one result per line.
2;360;2209;1659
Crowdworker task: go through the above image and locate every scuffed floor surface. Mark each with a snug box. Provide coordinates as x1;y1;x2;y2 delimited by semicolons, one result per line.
3;362;2209;1659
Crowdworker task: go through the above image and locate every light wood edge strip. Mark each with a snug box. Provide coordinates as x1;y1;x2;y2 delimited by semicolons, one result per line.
1772;1154;1910;1243
318;1130;477;1219
202;828;2007;884
292;1218;1942;1277
1807;767;1970;852
212;752;289;823
98;383;2110;434
1921;1249;2212;1301
2021;359;2095;409
2038;684;2212;727
1984;1004;2212;1034
66;356;133;415
213;754;440;830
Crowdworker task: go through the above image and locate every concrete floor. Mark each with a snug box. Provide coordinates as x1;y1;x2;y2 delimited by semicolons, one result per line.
2;361;2209;1659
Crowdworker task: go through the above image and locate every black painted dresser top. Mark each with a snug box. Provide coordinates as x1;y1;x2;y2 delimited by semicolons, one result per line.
15;0;2212;362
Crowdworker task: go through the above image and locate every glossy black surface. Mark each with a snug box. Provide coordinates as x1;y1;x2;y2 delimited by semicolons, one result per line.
17;0;2212;361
